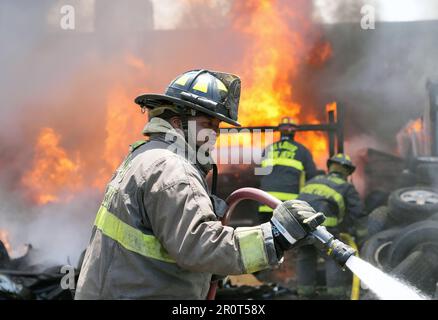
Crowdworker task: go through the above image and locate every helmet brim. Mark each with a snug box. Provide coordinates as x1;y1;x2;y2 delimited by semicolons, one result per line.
135;93;241;127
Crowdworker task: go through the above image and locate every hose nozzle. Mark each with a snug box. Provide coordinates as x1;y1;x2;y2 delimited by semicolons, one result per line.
327;239;356;267
310;226;356;267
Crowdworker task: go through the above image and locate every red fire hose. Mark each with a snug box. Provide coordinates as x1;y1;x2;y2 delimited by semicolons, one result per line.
206;187;282;300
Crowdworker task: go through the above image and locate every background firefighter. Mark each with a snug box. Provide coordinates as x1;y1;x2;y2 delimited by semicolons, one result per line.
296;153;364;299
74;69;326;299
257;117;318;223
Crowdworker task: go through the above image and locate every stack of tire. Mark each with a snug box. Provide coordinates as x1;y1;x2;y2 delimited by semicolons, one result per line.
361;187;438;298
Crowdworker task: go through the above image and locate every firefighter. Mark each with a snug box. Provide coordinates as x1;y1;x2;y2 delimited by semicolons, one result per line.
75;69;326;299
257;117;318;223
295;153;364;299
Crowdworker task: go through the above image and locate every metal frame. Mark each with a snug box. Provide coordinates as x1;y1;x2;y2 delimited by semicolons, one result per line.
220;103;345;157
427;80;438;156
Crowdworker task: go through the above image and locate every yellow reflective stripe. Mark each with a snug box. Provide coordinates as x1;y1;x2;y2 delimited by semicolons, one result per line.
258;192;297;213
258;205;273;213
327;175;345;185
174;74;190;86
236;227;269;274
276;140;298;153
216;79;228;92
94;206;175;263
261;158;304;171
192;74;209;93
300;183;345;219
322;216;338;227
267;191;298;201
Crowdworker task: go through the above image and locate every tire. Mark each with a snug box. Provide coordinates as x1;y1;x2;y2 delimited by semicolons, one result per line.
416;163;438;185
388;187;438;224
390;250;438;295
428;212;438;222
389;221;438;268
360;228;401;271
367;206;391;237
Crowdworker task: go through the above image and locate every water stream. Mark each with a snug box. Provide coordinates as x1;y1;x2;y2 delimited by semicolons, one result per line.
346;255;427;300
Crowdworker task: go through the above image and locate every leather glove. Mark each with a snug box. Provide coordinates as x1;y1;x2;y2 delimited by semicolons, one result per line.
270;200;326;257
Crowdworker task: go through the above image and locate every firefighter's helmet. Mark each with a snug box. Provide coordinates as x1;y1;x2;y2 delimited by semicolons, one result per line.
134;69;241;126
327;153;356;174
279;117;298;135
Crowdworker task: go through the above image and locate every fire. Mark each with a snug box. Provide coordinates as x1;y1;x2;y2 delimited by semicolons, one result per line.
233;0;302;126
21;127;83;205
20;1;335;202
308;40;333;67
217;0;330;168
0;229;12;256
406;118;423;134
94;85;146;189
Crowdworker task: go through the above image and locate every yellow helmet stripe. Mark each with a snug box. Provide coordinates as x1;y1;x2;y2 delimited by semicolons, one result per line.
216;79;228;92
192;74;210;93
174;73;191;86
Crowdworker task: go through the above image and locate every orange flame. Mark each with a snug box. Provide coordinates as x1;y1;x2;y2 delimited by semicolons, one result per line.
21;127;83;204
0;229;12;256
94;85;146;189
406;118;423;134
308;40;333;67
219;0;329;168
21;1;335;201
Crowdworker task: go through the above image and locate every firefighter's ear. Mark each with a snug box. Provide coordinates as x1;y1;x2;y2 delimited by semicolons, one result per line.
168;116;183;130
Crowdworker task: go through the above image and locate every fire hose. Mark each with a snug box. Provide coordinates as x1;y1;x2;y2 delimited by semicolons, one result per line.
206;187;357;300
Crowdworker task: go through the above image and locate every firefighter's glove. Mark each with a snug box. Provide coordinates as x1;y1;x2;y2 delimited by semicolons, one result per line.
270;200;326;256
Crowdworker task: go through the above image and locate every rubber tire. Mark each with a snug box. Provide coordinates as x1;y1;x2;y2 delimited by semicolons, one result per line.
390;250;438;296
388;187;438;224
416;163;438;185
360;228;401;270
389;221;438;268
367;206;391;237
428;212;438;222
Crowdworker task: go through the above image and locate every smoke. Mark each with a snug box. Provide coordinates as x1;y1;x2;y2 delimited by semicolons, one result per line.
0;0;246;268
309;0;438;153
0;187;99;267
1;0;437;268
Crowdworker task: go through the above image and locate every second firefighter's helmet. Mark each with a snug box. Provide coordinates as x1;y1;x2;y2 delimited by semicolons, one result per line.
278;117;298;136
134;69;241;126
327;153;356;174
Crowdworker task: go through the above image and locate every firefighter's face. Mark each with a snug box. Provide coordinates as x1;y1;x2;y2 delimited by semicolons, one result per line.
190;115;220;148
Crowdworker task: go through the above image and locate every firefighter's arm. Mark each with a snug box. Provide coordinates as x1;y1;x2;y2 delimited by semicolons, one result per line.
143;156;279;275
345;185;365;219
302;147;318;180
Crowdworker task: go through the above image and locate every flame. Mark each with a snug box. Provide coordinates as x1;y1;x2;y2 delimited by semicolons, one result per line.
308;40;333;67
21;127;83;205
217;0;329;168
234;0;301;126
94;85;146;189
406;118;423;134
0;229;12;256
20;1;335;202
